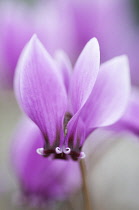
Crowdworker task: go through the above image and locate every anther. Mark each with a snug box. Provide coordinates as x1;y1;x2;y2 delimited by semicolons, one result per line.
36;148;45;156
63;147;71;154
55;147;62;154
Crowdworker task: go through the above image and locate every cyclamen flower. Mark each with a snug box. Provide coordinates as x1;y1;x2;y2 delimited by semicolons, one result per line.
14;35;130;160
12;118;81;204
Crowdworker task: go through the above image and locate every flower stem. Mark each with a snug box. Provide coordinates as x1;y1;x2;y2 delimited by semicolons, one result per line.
79;159;92;210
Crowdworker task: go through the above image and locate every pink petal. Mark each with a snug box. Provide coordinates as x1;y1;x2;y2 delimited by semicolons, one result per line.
64;38;100;151
81;55;131;136
69;38;100;113
14;35;67;147
109;89;139;135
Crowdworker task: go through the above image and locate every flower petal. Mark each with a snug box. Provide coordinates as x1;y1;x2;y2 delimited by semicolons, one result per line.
81;55;131;136
14;35;67;147
54;50;72;92
108;89;139;135
69;38;100;113
64;38;100;150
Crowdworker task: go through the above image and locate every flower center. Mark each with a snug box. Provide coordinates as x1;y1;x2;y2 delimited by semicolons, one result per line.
36;146;85;161
36;112;86;160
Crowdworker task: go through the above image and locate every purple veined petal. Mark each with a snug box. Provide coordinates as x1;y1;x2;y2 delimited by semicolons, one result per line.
54;50;72;92
81;55;131;137
69;37;100;114
64;38;100;154
14;34;67;149
108;88;139;135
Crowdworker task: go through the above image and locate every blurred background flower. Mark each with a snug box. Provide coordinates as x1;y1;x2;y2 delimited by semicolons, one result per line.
1;0;139;87
0;0;76;88
65;0;139;86
11;118;81;207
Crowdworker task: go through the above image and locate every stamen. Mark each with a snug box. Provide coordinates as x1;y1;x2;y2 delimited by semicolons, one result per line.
55;147;62;154
79;151;86;159
36;148;45;156
63;112;72;135
63;147;71;154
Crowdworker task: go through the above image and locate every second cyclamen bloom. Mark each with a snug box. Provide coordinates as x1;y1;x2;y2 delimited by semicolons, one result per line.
15;35;130;160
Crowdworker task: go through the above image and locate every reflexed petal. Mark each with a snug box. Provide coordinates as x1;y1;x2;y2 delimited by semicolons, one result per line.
54;50;72;92
81;55;130;136
69;38;100;113
14;35;67;147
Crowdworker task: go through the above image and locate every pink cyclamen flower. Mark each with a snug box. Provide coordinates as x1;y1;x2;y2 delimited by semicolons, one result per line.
14;35;130;160
12;118;81;204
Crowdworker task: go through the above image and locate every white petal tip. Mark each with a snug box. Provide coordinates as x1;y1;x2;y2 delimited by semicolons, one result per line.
29;34;39;45
88;37;99;47
32;34;38;40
